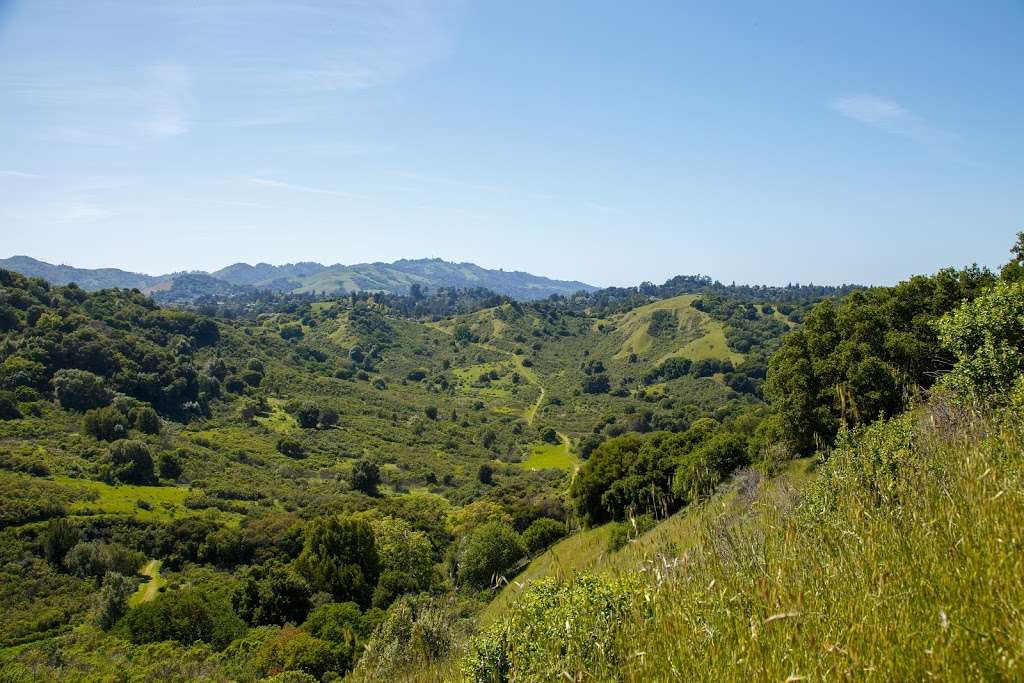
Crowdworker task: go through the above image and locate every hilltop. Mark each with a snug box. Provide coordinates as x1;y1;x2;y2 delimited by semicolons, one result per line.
0;255;598;302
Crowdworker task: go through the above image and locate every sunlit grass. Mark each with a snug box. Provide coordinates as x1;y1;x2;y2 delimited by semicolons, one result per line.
464;409;1024;681
254;397;299;434
56;477;189;522
519;437;577;472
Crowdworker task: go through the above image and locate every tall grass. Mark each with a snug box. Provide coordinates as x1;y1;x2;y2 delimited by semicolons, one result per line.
464;400;1024;681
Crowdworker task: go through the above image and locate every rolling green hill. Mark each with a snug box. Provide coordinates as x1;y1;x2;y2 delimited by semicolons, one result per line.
220;257;598;300
0;255;166;291
5;245;1010;683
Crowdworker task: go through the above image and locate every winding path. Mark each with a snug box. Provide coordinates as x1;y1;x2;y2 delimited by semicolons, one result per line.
129;559;163;607
430;320;581;476
428;322;548;426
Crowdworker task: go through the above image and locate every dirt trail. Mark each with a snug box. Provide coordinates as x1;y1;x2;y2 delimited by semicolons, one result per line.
129;559;163;606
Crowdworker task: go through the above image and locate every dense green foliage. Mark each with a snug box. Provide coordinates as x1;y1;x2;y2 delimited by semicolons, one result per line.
123;588;246;648
936;278;1024;402
5;238;1020;681
570;418;736;525
455;521;526;589
764;266;993;454
295;516;380;608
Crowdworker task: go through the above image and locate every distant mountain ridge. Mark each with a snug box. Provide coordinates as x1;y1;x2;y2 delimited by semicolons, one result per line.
0;255;166;291
0;255;597;301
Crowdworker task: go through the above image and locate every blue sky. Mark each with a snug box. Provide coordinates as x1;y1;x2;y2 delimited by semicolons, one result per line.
1;1;1021;287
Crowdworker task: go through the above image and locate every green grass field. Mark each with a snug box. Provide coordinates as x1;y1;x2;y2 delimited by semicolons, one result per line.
56;477;191;522
255;397;300;434
661;317;744;364
519;434;578;472
605;294;744;366
612;294;702;359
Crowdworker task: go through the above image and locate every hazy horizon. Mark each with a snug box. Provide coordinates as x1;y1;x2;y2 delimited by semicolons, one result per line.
2;1;1022;287
1;251;922;289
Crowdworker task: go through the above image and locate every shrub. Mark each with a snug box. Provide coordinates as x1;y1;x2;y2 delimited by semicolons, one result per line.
319;408;339;428
93;570;135;630
52;368;110;411
0;356;47;390
123;589;246;649
64;540;144;581
280;323;304;340
647;309;677;336
350;459;380;496
936;279;1024;402
372;569;419;609
0;395;21;420
295;515;380;608
42;518;81;565
463;574;643;681
457;521;525;589
370;516;435;589
107;440;156;484
672;432;748;505
276;437;306;459
233;562;312;626
521;518;567;555
292;401;320;429
581;374;611;394
13;386;40;402
158;451;183;480
83;405;130;441
355;596;457;680
131;406;161;434
578;434;604;460
255;625;343;680
200;526;253;568
303;602;363;653
605;513;656;552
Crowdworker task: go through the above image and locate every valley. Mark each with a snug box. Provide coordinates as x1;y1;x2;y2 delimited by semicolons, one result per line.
0;244;1020;681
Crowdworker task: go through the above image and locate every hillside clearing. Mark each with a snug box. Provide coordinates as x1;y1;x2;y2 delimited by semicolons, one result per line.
519;432;577;472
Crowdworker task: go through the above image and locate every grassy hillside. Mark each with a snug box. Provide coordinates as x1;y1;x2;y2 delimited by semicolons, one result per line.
482;457;815;626
460;404;1023;681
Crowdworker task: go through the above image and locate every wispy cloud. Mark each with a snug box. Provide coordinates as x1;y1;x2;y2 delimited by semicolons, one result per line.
0;170;44;180
830;94;958;148
9;64;193;144
162;1;454;93
247;177;363;199
45;126;123;147
137;64;192;136
4;2;456;152
47;203;121;225
214;107;320;128
396;170;512;194
6;201;123;226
